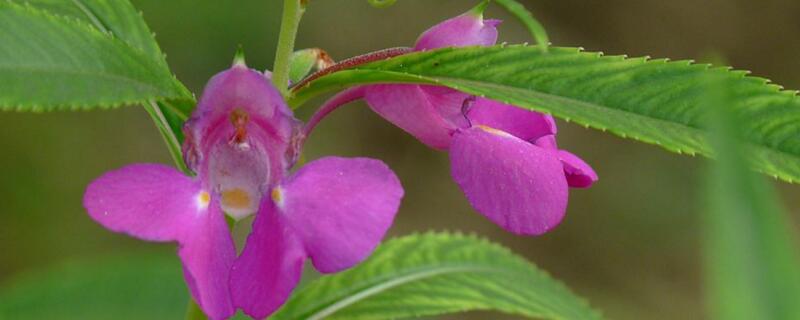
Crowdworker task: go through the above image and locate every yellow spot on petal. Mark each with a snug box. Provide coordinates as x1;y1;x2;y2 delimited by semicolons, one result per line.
271;187;284;207
476;125;514;138
221;188;251;210
197;191;211;209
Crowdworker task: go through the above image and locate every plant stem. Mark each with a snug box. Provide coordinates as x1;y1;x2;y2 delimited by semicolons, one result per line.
303;86;365;138
273;0;306;98
184;299;207;320
143;100;189;173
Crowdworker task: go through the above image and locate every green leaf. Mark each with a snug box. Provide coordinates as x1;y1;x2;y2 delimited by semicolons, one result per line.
0;255;188;320
704;76;800;320
493;0;550;51
0;2;191;111
21;0;166;66
289;45;800;183
273;232;601;320
19;0;196;120
3;0;195;168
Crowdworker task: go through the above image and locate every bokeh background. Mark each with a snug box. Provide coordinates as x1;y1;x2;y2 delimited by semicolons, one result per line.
2;0;800;319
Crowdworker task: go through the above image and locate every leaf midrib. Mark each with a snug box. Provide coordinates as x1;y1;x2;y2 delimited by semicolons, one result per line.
305;68;800;175
299;264;503;320
433;75;800;165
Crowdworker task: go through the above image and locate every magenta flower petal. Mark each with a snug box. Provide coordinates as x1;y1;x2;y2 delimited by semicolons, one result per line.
186;64;294;150
467;98;557;142
276;157;403;273
178;197;236;320
364;84;459;150
83;164;201;241
414;11;500;51
533;134;558;150
230;199;306;319
83;164;235;319
558;150;598;188
450;127;568;235
534;135;599;188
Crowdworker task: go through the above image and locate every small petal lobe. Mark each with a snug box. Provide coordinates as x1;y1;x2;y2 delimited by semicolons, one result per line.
558;150;598;188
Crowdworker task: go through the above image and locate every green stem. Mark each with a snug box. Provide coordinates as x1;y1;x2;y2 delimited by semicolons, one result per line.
273;0;306;97
143;100;189;173
184;299;207;320
494;0;550;52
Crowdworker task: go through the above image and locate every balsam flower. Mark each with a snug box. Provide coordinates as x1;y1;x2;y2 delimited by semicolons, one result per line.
84;57;403;319
306;5;596;235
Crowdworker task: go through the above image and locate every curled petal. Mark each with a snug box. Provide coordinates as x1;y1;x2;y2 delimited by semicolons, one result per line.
467;98;556;142
364;84;458;150
414;10;500;51
558;150;598;188
231;199;306;319
534;135;599;188
450;127;568;235
275;157;403;273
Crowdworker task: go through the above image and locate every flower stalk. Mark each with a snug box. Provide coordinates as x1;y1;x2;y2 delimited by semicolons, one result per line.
273;0;306;97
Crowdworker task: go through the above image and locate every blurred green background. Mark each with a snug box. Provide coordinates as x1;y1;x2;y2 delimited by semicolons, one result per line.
2;0;800;319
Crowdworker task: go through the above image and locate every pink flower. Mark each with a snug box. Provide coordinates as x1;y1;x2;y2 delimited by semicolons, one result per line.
84;57;403;319
307;5;597;235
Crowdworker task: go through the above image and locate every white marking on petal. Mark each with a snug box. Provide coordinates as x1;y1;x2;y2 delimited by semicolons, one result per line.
271;186;285;210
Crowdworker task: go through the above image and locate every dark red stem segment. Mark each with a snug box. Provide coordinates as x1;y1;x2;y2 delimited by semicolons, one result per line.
290;47;413;92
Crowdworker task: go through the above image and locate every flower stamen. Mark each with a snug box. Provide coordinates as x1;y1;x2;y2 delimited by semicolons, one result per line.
230;108;250;145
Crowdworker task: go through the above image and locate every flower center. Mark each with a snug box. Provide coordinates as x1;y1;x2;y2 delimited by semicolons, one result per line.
208;109;271;220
